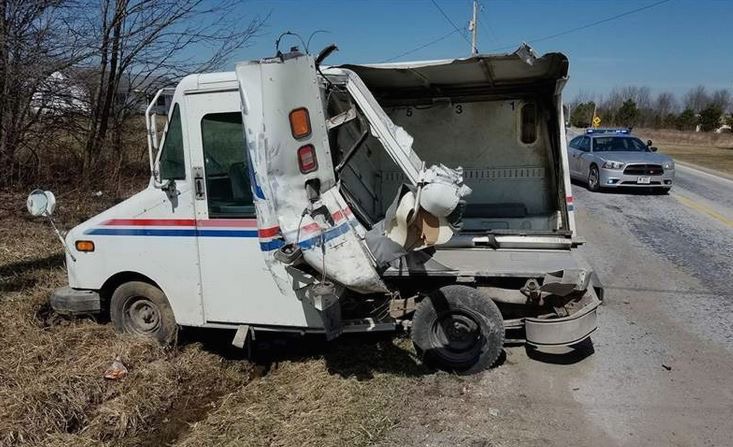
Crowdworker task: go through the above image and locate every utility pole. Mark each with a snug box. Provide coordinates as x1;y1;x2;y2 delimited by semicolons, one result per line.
469;0;478;54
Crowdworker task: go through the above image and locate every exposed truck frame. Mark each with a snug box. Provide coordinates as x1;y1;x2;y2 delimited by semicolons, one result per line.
42;44;601;374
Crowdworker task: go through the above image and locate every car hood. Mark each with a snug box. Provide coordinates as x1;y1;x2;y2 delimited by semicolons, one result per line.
595;151;673;165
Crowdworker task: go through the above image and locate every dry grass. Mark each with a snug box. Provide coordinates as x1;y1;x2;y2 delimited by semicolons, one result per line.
177;338;421;447
0;185;423;446
635;128;733;175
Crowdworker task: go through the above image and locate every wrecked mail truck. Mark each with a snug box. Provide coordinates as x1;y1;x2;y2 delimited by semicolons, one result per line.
31;44;601;374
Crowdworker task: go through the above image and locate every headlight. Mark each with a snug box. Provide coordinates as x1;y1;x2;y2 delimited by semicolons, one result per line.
663;161;674;169
602;161;625;169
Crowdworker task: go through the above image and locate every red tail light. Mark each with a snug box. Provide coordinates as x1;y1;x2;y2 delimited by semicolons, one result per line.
297;144;318;173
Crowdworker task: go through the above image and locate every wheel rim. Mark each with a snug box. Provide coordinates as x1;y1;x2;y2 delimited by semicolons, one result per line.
123;297;161;335
430;309;483;363
589;168;599;188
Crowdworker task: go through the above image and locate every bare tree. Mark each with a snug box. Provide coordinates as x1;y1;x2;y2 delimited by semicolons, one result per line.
683;85;710;112
654;92;677;116
0;0;87;185
710;89;731;113
78;0;266;177
653;91;677;128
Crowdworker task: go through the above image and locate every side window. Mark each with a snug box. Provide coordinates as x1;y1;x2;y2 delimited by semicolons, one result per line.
201;112;254;218
569;136;581;149
579;137;591;152
520;102;538;144
159;104;185;180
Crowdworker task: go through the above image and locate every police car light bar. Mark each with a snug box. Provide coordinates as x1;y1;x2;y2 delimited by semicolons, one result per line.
586;128;630;134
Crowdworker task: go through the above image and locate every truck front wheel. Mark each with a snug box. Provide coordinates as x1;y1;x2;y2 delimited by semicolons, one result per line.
110;281;178;345
411;285;504;374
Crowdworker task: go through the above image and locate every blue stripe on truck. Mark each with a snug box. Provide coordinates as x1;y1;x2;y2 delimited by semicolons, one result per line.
85;221;353;252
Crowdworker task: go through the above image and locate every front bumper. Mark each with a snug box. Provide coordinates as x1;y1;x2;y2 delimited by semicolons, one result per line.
599;167;674;188
50;286;101;315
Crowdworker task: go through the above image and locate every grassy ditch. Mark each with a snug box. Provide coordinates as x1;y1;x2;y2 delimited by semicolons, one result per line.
0;187;425;447
635;128;733;175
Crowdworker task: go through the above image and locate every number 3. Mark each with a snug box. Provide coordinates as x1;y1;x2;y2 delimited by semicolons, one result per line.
455;104;463;114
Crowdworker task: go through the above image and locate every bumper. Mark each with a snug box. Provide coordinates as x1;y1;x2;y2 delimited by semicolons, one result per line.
524;288;601;347
598;167;674;188
50;286;101;315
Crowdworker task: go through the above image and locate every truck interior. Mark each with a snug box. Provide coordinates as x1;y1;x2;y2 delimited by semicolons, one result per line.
325;50;571;238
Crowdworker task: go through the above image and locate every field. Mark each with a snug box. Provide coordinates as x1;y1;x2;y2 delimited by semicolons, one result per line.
635;128;733;175
0;186;428;447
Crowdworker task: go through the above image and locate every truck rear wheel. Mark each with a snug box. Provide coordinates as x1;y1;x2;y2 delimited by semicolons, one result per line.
411;285;504;374
110;281;177;345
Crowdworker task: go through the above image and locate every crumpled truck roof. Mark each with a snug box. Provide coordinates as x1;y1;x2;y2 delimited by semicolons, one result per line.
337;44;569;99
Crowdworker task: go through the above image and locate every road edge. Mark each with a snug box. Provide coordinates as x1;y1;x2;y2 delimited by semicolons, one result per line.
675;161;733;183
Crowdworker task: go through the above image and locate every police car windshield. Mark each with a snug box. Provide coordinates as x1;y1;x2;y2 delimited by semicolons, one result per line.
593;136;649;152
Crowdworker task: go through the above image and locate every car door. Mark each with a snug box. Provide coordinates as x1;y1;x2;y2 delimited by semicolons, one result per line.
567;136;582;178
576;136;592;178
185;89;309;327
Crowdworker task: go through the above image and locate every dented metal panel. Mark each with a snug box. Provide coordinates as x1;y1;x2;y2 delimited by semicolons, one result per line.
236;55;387;293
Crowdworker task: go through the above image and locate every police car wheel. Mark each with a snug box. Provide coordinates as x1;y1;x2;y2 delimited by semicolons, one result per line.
588;165;601;191
110;281;177;345
411;285;504;375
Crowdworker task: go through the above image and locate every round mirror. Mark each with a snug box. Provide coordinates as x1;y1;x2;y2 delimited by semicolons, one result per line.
27;189;56;217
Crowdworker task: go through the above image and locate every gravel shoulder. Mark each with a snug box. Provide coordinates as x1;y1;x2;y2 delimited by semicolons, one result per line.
379;172;733;446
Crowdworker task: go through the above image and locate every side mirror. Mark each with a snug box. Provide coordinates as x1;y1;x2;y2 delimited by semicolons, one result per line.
27;189;77;261
27;189;56;217
650;146;658;152
646;139;653;147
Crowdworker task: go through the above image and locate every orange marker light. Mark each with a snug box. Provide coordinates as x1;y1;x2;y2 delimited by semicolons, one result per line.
289;107;311;139
75;240;95;252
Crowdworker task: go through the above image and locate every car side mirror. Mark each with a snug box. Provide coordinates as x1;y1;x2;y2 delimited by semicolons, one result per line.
27;189;56;216
27;189;77;261
650;146;658;152
646;139;653;147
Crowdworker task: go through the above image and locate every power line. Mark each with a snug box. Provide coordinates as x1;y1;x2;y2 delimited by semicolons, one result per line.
381;29;460;63
477;2;499;46
382;0;671;63
430;0;473;48
489;0;672;52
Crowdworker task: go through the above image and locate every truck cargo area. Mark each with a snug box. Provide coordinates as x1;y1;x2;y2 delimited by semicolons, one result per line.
326;49;572;241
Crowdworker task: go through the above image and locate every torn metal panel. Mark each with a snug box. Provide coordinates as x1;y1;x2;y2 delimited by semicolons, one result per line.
336;68;424;184
236;54;387;294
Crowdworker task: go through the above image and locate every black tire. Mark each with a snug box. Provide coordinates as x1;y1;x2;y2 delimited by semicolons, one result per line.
588;165;601;192
411;285;504;374
654;187;671;195
110;281;178;344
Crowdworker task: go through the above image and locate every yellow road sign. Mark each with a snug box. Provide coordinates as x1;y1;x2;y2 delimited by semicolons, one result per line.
592;116;602;127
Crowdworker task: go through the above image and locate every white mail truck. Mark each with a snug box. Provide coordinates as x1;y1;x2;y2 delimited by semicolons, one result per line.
30;44;601;374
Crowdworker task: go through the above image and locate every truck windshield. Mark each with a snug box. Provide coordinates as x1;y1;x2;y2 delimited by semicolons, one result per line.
593;137;649;152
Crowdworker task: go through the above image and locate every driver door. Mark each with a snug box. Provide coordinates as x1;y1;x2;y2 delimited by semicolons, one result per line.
185;89;293;325
576;137;592;176
567;136;582;178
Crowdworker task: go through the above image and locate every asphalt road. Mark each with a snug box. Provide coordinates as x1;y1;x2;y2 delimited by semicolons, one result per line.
382;163;733;446
553;164;733;445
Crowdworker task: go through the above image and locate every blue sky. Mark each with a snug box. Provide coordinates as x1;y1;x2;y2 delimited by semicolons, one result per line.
226;0;732;100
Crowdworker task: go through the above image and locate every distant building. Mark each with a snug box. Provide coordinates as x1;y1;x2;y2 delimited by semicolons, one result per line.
32;68;174;116
31;70;91;114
